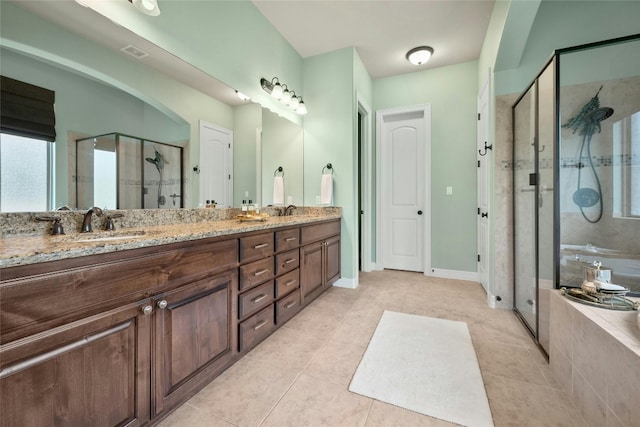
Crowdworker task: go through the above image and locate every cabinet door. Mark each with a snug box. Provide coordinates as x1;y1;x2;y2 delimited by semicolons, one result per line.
300;241;324;305
0;301;151;427
153;270;237;415
324;235;341;287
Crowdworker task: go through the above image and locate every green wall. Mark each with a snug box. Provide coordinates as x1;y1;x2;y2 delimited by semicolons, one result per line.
303;47;358;282
76;0;303;125
233;103;262;206
373;61;479;272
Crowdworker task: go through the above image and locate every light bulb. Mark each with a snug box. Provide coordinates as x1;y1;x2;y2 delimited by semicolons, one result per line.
281;89;292;106
290;95;300;109
406;46;434;65
296;101;307;115
271;82;283;99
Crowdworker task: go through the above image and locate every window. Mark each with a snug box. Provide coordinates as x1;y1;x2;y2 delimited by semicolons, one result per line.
0;133;53;212
613;111;640;219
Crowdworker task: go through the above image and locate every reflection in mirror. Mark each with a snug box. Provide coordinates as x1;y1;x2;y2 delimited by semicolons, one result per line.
2;1;305;212
76;133;183;210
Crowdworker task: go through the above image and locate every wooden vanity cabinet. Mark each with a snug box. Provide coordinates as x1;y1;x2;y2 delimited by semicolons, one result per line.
152;269;238;417
0;218;340;426
0;236;239;427
300;220;341;306
0;300;152;427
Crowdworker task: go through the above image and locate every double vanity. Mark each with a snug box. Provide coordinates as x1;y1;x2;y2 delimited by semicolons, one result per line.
0;207;341;426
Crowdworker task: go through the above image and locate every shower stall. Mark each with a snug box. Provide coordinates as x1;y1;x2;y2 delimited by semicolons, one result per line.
512;35;640;354
76;133;183;210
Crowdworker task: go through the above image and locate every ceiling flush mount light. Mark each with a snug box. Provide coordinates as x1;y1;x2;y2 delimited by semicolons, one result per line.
406;46;434;66
261;77;307;115
129;0;161;16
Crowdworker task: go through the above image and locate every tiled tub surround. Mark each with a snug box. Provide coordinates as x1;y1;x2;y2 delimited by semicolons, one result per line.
0;207;341;268
549;291;640;427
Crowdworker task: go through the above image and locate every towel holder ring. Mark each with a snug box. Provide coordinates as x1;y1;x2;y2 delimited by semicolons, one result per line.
322;163;334;175
274;166;284;177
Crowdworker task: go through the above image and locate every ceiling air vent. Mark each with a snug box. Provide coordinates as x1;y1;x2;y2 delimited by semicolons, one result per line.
120;45;149;59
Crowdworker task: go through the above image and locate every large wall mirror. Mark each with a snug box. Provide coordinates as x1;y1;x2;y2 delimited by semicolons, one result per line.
0;1;304;212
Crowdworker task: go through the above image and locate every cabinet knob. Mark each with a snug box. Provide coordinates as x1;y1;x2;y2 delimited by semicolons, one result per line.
141;305;153;315
157;300;168;309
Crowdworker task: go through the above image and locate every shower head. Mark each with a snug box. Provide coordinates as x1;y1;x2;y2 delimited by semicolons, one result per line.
585;107;614;123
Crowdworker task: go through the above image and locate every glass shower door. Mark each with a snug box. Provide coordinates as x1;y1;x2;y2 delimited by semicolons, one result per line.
513;82;537;334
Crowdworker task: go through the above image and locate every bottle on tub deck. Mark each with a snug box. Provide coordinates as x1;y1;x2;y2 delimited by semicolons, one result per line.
248;200;256;215
241;200;248;213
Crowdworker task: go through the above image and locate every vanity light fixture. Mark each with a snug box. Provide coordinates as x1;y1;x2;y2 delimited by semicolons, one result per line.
406;46;434;65
129;0;161;16
260;77;307;115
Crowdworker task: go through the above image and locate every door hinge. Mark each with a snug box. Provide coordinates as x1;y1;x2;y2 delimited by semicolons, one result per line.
477;113;480;120
228;143;231;149
477;254;481;262
228;174;231;180
477;160;480;168
477;207;480;215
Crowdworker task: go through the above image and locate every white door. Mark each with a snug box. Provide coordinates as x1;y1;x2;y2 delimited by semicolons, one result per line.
199;121;233;207
477;75;490;292
378;106;430;272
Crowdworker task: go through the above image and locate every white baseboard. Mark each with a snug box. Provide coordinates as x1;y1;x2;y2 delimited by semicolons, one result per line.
333;277;358;289
425;268;479;282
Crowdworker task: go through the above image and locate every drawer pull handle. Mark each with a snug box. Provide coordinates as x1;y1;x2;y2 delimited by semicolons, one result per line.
254;243;269;249
252;294;267;303
254;269;269;276
142;305;153;315
284;258;296;264
285;301;297;309
285;237;297;242
285;279;297;287
157;300;168;309
254;320;268;331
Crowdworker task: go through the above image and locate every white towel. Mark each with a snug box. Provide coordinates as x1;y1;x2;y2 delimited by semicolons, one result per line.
273;176;284;205
320;174;333;205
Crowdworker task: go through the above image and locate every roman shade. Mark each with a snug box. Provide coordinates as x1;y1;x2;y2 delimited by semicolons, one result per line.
1;76;56;142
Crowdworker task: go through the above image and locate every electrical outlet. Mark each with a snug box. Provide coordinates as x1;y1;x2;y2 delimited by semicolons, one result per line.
446;186;453;195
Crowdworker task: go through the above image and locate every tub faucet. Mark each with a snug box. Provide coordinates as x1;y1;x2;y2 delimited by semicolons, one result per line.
285;205;296;216
81;207;103;233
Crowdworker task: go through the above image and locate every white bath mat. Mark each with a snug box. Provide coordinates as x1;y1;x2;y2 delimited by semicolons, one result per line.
349;311;494;427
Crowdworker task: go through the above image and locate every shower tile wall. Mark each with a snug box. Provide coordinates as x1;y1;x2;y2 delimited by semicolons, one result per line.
493;94;518;310
559;77;640;252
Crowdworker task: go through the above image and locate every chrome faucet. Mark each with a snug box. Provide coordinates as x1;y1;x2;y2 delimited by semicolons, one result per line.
81;207;103;232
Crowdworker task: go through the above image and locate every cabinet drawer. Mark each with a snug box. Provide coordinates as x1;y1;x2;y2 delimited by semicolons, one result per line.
300;220;340;244
275;228;300;252
276;249;299;276
275;268;299;298
240;233;274;263
276;289;301;325
239;305;275;352
238;281;274;320
239;257;274;291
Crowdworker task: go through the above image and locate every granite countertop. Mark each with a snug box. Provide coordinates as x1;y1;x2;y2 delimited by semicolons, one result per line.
1;211;341;269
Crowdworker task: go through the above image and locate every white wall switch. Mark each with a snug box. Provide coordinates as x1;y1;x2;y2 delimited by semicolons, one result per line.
446;186;453;195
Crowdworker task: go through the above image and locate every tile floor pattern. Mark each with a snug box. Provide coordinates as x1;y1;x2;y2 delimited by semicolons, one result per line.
158;270;588;427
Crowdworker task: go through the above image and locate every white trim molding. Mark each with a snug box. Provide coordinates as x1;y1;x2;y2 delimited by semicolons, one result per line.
425;268;479;282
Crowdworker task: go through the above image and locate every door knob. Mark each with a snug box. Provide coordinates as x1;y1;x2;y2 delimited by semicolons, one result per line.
417;210;423;215
157;300;168;309
481;212;488;218
141;305;153;315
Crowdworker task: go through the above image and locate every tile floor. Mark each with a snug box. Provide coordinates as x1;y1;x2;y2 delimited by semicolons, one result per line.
158;270;588;427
